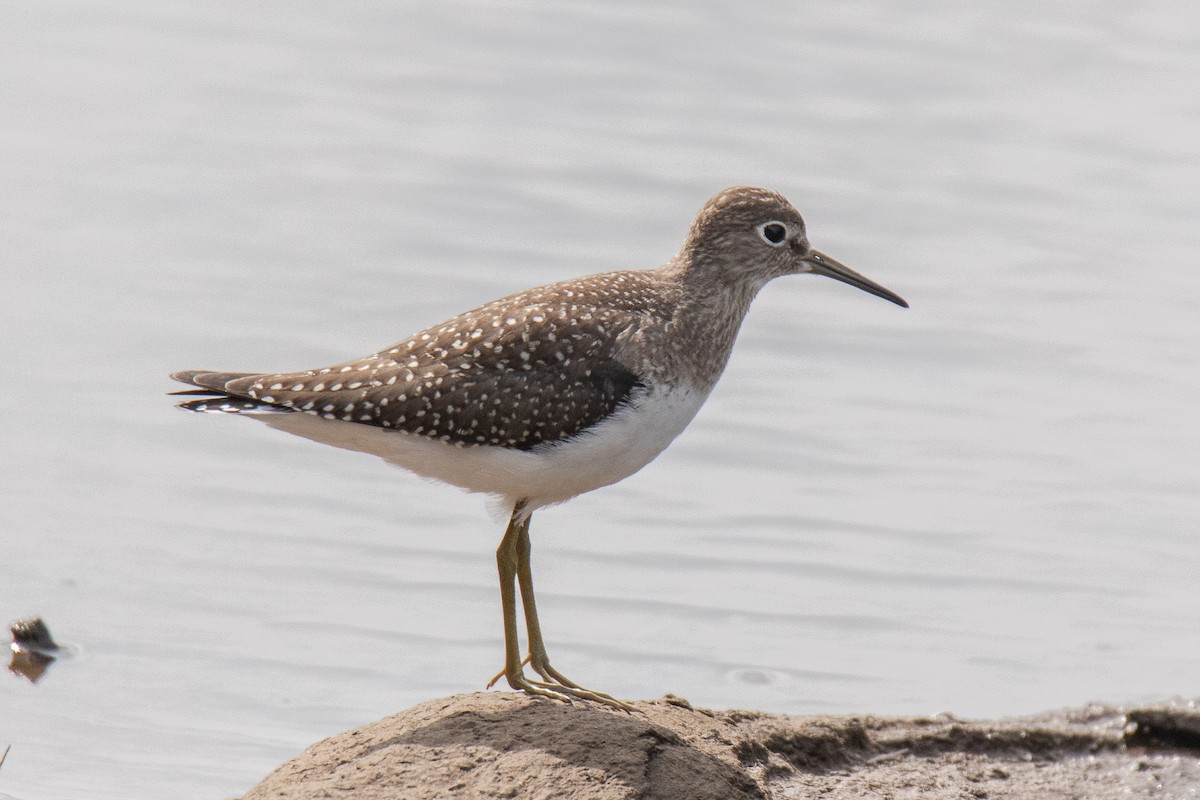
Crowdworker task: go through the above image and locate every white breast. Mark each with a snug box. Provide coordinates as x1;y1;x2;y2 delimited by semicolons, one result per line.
256;381;709;511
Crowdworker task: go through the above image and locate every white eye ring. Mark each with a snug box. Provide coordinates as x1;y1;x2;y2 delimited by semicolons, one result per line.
756;221;791;246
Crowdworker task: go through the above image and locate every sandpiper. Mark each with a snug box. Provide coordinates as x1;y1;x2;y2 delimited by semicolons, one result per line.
170;186;907;708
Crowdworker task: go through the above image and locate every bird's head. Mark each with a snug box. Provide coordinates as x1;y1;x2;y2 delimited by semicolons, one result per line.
680;186;908;308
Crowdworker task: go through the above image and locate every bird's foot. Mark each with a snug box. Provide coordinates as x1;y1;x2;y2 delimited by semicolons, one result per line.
486;655;530;689
486;655;633;711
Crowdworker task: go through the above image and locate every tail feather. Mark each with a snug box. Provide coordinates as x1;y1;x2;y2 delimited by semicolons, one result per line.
176;396;294;414
169;369;293;415
168;388;225;397
170;370;260;392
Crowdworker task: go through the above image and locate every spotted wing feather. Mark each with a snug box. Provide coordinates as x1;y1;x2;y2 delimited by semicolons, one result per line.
176;271;677;450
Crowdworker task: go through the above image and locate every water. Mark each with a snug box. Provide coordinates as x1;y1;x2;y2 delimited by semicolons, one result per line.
3;1;1199;797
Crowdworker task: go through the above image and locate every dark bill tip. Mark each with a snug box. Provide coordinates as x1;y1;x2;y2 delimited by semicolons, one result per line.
804;249;908;308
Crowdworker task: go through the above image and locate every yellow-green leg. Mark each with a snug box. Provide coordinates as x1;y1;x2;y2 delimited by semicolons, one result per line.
488;501;566;703
488;500;632;710
514;511;631;709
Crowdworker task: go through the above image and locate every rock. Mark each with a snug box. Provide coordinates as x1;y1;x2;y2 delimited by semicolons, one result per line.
9;616;59;651
243;693;1200;799
8;615;60;683
1125;705;1200;750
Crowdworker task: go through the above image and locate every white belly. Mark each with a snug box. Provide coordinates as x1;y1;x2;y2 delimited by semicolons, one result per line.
256;381;709;511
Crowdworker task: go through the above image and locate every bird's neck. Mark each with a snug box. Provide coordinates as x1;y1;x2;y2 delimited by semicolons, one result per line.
648;254;771;390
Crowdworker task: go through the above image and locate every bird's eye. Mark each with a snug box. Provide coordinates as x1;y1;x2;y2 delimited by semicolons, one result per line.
757;221;789;246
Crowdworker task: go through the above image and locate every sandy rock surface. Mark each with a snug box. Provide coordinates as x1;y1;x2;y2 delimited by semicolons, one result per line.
243;693;1200;799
